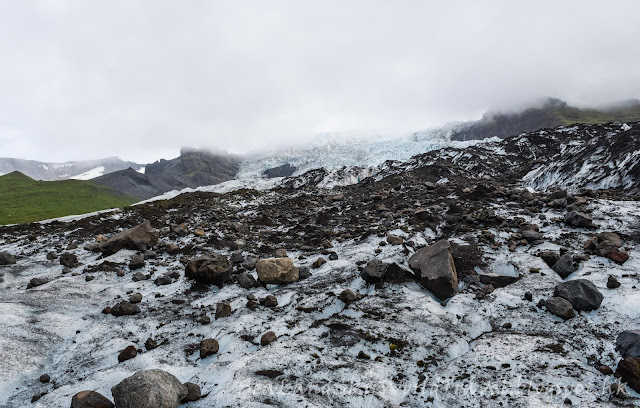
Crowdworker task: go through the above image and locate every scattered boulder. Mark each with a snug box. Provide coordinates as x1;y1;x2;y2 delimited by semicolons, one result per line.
215;302;232;319
615;357;640;393
386;233;404;245
235;272;258;288
538;251;560;268
59;252;78;268
0;251;17;265
361;259;387;283
545;297;576;320
607;250;630;265
607;275;621;289
554;279;603;311
110;301;141;316
182;382;202;402
261;331;277;346
552;253;575;279
564;211;593;228
129;254;146;270
154;275;172;286
39;374;50;383
27;277;49;289
71;391;114;408
616;330;640;359
262;295;278;307
185;255;232;286
256;257;299;284
199;338;219;358
339;289;357;303
97;221;159;256
118;345;138;362
312;257;327;269
408;240;458;300
129;293;142;304
111;369;188;408
145;337;158;351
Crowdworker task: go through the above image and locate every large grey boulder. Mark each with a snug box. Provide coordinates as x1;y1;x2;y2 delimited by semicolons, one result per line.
111;369;188;408
554;279;603;311
616;330;640;359
256;257;299;284
97;221;159;256
0;251;16;265
409;240;458;300
185;255;232;286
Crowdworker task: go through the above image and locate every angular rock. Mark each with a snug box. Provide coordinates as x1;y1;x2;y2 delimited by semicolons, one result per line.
545;297;575;320
59;253;78;268
129;254;146;270
361;259;388;283
554;279;603;311
408;240;458;300
312;257;326;269
185;255;232;286
111;369;187;408
538;251;560;268
199;338;219;358
607;275;621;289
339;289;357;303
615;357;640;393
0;251;17;265
215;302;232;319
118;345;138;362
478;273;519;288
154;275;172;286
182;382;201;402
564;211;593;228
235;272;258;288
71;390;114;408
129;293;142;304
616;330;640;359
110;301;141;316
386;233;404;245
145;337;158;351
262;295;278;307
552;253;575;279
97;221;159;256
261;331;277;346
256;257;299;284
607;250;629;265
27;277;49;289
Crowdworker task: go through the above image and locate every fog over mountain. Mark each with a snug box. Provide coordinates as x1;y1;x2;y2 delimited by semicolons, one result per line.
1;0;639;163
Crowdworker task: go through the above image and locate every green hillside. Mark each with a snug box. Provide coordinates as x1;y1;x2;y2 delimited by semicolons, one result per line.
0;171;138;225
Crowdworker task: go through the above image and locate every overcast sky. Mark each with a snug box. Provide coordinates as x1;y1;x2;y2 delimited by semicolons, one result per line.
1;0;639;163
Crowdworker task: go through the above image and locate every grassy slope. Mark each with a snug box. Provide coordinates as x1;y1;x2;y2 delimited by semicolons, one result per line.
0;171;138;225
549;105;640;126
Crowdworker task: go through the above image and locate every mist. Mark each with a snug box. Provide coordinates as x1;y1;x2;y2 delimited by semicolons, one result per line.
0;0;639;163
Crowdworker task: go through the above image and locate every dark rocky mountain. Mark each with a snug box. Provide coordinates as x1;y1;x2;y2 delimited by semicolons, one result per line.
449;97;640;141
0;156;143;181
93;148;241;200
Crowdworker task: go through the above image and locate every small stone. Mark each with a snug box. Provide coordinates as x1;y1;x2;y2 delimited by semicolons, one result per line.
71;390;114;408
199;338;219;358
597;365;613;375
263;295;278;308
261;331;277;346
339;289;357;303
182;382;202;402
118;345;138;362
608;250;629;265
312;257;326;268
110;302;141;316
607;275;621;289
39;374;50;383
524;292;533;301
215;302;232;319
129;254;145;270
145;337;158;350
129;293;142;304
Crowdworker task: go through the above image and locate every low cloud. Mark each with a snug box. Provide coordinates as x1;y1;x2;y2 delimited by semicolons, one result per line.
0;0;639;163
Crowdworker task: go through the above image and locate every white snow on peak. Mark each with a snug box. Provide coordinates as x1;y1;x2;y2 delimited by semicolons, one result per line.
137;166;146;174
69;166;106;180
